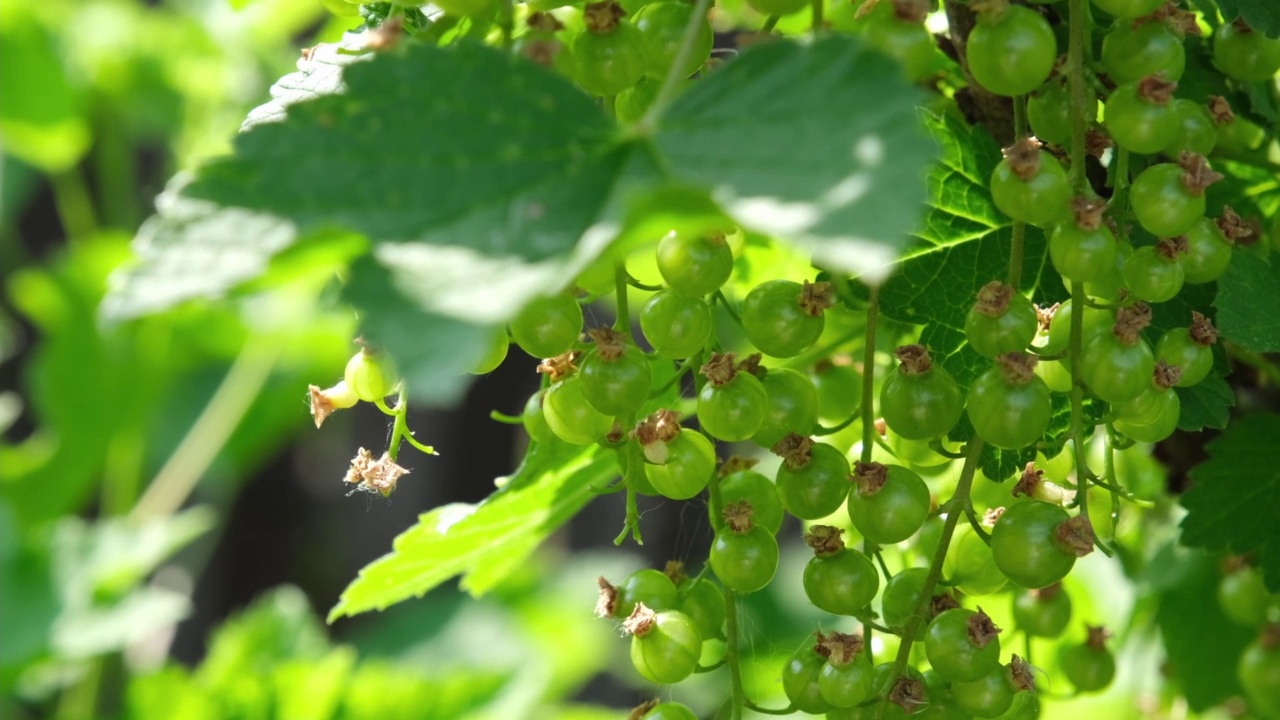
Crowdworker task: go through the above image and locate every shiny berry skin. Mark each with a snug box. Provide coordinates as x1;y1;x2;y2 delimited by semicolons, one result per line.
1012;585;1072;637
1047;299;1113;355
510;294;583;359
1059;639;1116;692
697;370;768;441
1213;21;1280;83
1101;19;1185;84
1028;80;1096;146
645;428;715;500
581;344;652;416
1050;221;1118;285
944;522;1008;596
522;390;557;444
677;577;727;640
615;569;680;617
965;289;1038;359
634;1;712;79
753;368;819;447
950;666;1015;718
628;609;702;684
710;523;779;594
716;470;785;534
1181;218;1234;284
1123;245;1185;303
1238;631;1280;719
344;349;395;402
640;291;713;358
1130;163;1206;238
782;643;832;714
881;567;929;629
990;500;1082;588
742;280;827;358
775;441;852;520
641;702;697;720
1157;328;1213;387
811;362;863;421
880;351;964;441
966;5;1057;97
1082;331;1155;404
656;229;733;296
572;22;646;97
1105;82;1177;155
1164;99;1218;156
1113;388;1179;443
847;464;931;544
818;652;875;708
1091;0;1162;18
804;546;879;615
470;330;510;374
544;375;613;445
925;608;1002;682
1218;567;1272;627
965;360;1052;450
989;151;1072;227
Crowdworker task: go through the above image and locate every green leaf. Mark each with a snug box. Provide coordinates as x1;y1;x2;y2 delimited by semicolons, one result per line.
199;586;329;688
1215;0;1280;37
0;5;90;172
328;441;618;621
1180;412;1280;591
655;36;934;282
1215;252;1280;353
1150;545;1254;710
1175;374;1235;431
337;663;510;720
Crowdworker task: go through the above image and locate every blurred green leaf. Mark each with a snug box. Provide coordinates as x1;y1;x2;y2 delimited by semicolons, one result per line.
274;649;356;720
0;4;90;172
337;662;509;720
1180;412;1280;591
329;441;617;621
1215;252;1280;353
655;36;933;282
1215;0;1280;37
199;586;329;688
53;587;190;660
1175;374;1235;432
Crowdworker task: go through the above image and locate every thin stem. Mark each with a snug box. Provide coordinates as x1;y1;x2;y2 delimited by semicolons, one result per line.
489;410;523;424
1013;93;1028;140
636;0;714;132
615;439;645;545
811;0;824;35
744;701;796;715
1066;0;1090;193
653;353;700;396
963;505;992;544
1111;147;1132;214
860;285;880;465
783;327;861;370
760;14;780;34
1008;223;1026;291
713;290;743;326
50;167;98;243
873;550;893;579
613;263;631;336
1103;426;1121;538
131;338;278;520
724;586;746;720
626;274;664;291
387;389;437;461
1227;343;1280;386
815;409;860;436
1068;280;1090;514
881;439;985;709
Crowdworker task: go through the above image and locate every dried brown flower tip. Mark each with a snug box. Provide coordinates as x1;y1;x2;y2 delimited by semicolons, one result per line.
343;447;409;496
595;576;619;618
815;630;865;666
997;352;1039;385
1004;137;1044;181
1189;312;1219;346
1154;359;1183;390
805;525;846;556
587;326;628;360
1057;515;1097;557
1137;74;1177;104
853;460;889;494
894;344;934;374
800;281;835;316
771;433;814;469
701;352;739;387
969;608;1003;648
1013;462;1044;498
1113;302;1153;344
537;350;581;381
722;500;756;533
718;455;760;477
974;280;1015;317
623;602;657;636
1072;196;1108;230
1207;95;1234;125
1177;152;1225;194
1217;206;1254;243
583;0;626;33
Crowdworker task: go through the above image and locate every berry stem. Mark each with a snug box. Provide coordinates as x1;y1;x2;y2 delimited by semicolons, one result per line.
613;262;631;336
811;0;824;36
615;438;645;545
879;438;985;715
860;285;881;465
713;289;744;327
1111;147;1131;215
1008;96;1027;290
724;584;747;719
1226;343;1280;386
1066;0;1090;194
1103;425;1120;537
1067;280;1112;557
636;0;714;132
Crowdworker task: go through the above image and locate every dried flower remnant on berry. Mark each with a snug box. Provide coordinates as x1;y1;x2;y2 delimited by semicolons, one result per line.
633;409;682;464
852;460;889;494
596;576;620;617
343;447;410;496
805;525;847;556
700;352;741;387
1004;138;1045;181
969;608;1002;648
890;676;928;712
537;350;581;381
718;455;760;476
772;432;814;469
1010;654;1037;691
1057;515;1097;557
814;630;865;665
1177;152;1225;194
309;381;357;428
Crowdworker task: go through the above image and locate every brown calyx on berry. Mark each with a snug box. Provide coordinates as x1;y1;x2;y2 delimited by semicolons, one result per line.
588;326;628;360
1003;137;1044;181
537;350;581;381
1217;206;1254;244
891;0;929;22
722;500;757;533
997;352;1039;385
1177;152;1224;195
1157;236;1190;260
737;352;765;378
1137;74;1177;105
719;455;759;476
595;576;619;617
1036;303;1059;334
527;11;564;32
1143;2;1199;37
701;351;740;387
1189;312;1219;347
852;460;889;496
520;38;567;68
931;592;960;617
1113;302;1153;345
363;17;403;52
583;1;626;33
1033;581;1065;601
1153;359;1183;390
1013;462;1045;498
772;433;814;470
633;409;682;464
342;447;409;496
1260;623;1280;650
799;281;835;317
1056;515;1096;557
309;381;357;428
1208;95;1234;126
1085;625;1112;649
895;344;934;375
1085;129;1114;158
974;280;1016;318
814;630;865;666
969;608;1002;648
1009;654;1038;692
626;700;659;720
1231;18;1256;34
1071;196;1108;231
663;560;688;585
984;506;1006;525
805;525;847;557
890;677;929;713
623;602;658;637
